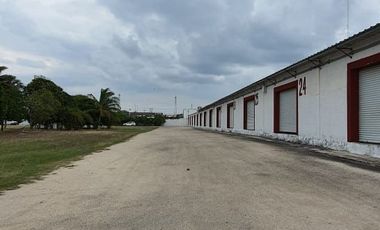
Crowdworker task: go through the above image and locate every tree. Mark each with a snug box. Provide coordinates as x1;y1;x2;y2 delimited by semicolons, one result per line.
89;88;120;128
126;113;166;126
69;95;97;129
26;89;61;129
61;108;87;130
25;76;65;129
0;67;26;131
111;110;129;126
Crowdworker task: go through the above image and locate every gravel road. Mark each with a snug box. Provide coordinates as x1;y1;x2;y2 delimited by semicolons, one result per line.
0;127;379;230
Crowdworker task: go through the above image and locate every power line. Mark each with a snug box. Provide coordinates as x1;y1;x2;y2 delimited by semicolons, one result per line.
346;0;350;38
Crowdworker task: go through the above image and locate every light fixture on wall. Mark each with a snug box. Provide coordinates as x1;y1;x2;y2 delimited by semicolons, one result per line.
254;93;259;105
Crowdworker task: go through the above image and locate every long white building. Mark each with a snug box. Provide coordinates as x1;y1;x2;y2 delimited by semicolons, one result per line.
189;24;380;158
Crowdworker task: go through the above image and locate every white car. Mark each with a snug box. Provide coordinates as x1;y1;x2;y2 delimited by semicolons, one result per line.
123;121;136;126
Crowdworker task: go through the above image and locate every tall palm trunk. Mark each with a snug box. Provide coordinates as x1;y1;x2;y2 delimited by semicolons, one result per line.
98;114;102;128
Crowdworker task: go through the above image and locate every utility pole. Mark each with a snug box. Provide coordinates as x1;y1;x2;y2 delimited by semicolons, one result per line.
174;96;177;116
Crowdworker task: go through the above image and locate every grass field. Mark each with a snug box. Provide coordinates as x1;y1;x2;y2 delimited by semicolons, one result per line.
0;126;156;192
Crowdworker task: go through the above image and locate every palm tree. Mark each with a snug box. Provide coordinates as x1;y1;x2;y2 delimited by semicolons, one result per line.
89;88;120;128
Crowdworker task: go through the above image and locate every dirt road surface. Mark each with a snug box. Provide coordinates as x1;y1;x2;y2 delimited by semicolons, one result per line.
1;127;379;229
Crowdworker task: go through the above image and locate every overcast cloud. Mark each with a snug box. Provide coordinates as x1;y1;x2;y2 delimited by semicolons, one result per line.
0;0;379;113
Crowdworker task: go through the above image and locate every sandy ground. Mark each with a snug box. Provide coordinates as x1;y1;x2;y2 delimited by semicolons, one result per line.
0;127;380;230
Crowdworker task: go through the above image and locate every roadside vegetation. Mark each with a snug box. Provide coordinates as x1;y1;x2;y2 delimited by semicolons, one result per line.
0;126;156;192
0;66;165;131
123;113;166;126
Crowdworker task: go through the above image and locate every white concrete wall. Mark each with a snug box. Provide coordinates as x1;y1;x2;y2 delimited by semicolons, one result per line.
165;118;187;127
190;44;380;158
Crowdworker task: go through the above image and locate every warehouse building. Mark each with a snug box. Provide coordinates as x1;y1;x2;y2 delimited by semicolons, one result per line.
188;24;380;158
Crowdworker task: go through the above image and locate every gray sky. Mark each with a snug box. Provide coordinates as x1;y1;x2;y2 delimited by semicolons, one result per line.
1;0;379;114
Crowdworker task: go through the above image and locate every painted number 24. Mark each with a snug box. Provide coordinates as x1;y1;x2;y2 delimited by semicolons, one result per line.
299;77;306;96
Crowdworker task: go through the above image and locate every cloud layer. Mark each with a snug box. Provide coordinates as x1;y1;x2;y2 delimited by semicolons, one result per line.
1;0;379;113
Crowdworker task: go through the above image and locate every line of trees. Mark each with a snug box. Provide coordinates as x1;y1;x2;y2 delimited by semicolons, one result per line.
122;112;166;126
0;66;122;131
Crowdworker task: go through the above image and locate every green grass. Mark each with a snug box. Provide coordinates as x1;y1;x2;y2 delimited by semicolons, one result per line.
0;126;156;192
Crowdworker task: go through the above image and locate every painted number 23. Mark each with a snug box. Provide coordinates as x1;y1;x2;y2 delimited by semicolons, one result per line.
299;77;306;96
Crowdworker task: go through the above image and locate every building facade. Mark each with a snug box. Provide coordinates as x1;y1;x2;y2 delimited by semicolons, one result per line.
188;24;380;158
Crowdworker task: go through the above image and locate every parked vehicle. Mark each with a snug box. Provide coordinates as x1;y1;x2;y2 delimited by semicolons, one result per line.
123;121;136;126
